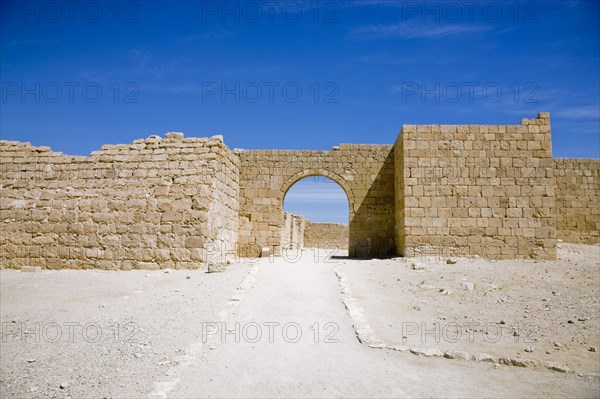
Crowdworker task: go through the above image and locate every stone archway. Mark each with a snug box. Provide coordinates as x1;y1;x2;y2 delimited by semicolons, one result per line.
237;146;396;258
281;170;352;254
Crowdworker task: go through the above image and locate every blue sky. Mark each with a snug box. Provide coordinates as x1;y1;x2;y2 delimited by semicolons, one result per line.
283;176;349;223
1;0;599;223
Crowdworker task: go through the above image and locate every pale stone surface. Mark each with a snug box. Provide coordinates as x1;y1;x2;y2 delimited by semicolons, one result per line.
395;113;561;260
280;212;305;250
303;221;349;249
260;246;270;258
164;132;184;140
554;159;600;244
238;145;395;258
0;135;239;270
0;113;598;269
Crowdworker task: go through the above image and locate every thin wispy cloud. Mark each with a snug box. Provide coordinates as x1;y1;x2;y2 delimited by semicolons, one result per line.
285;186;348;203
129;49;154;68
286;194;348;203
179;30;236;42
166;85;205;94
284;178;349;223
9;38;60;46
554;105;600;119
353;54;420;66
349;22;491;41
127;49;183;78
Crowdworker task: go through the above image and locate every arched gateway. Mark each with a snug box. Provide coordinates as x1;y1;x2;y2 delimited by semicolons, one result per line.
0;114;571;270
237;145;396;257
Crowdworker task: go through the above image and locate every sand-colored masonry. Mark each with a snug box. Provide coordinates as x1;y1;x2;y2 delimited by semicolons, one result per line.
395;113;559;260
0;134;239;270
554;158;600;244
303;221;349;250
0;113;597;269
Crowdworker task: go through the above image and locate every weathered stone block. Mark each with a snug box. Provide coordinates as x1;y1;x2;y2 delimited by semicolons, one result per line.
135;262;160;270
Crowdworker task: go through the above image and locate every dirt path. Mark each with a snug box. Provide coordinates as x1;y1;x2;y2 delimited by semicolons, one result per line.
171;249;598;398
1;247;598;398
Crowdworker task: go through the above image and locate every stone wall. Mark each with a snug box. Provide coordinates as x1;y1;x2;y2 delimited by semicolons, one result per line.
395;112;556;260
280;212;305;250
281;212;292;249
238;146;395;258
304;221;348;249
2;112;597;268
291;214;305;250
0;133;239;270
554;159;600;244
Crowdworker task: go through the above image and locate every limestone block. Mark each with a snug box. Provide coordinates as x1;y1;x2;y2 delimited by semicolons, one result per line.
164;132;184;140
135;261;160;270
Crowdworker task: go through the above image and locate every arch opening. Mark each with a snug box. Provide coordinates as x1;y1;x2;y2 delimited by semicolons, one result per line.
281;175;350;258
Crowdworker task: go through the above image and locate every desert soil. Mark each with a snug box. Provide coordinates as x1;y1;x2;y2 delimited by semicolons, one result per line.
336;242;600;374
1;243;598;398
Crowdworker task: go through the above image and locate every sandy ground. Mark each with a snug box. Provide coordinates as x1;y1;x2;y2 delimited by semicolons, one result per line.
336;243;600;375
0;265;251;398
1;244;599;398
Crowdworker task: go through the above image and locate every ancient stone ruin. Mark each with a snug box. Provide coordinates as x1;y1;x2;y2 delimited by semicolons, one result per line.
280;212;349;252
0;113;598;269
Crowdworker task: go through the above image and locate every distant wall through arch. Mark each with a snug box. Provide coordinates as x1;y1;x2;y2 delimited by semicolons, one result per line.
237;146;396;257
